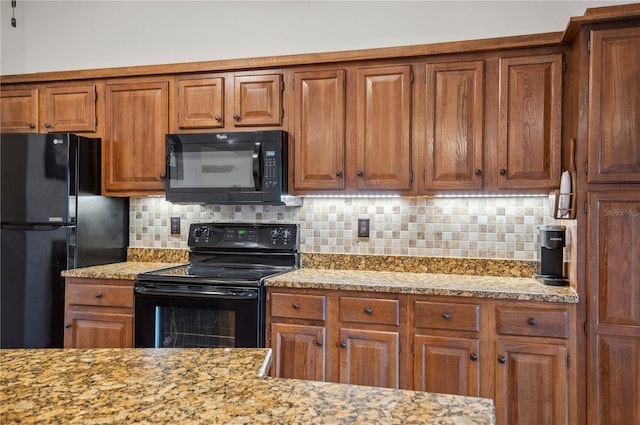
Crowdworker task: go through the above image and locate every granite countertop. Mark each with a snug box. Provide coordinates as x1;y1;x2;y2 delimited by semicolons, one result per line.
61;262;185;281
0;348;495;425
265;268;579;303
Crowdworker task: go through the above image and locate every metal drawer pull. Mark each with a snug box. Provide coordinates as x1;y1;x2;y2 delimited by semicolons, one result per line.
442;312;451;320
528;318;537;326
64;323;72;329
316;340;323;347
364;307;373;315
94;292;103;299
470;354;478;361
498;356;506;364
340;341;347;348
292;303;300;310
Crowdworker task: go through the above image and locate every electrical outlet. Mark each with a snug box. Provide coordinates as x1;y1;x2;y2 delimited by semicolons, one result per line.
170;217;180;234
358;218;370;238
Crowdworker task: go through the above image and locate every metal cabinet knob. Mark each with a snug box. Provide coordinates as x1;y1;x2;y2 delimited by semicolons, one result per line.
340;341;347;349
292;303;300;310
528;318;537;326
29;123;36;129
475;169;482;176
45;123;52;128
498;356;506;364
364;307;373;315
357;171;364;177
214;115;221;122
64;323;72;329
442;312;451;320
336;171;343;177
233;114;240;121
159;174;166;179
94;292;102;299
470;354;478;361
499;168;507;176
316;340;323;347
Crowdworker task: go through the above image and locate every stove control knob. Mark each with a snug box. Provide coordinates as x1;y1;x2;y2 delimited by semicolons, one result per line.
282;229;292;240
193;227;202;238
203;227;212;238
270;229;281;240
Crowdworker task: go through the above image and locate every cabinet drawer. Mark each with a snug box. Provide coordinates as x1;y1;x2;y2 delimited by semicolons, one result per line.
66;283;133;308
339;297;400;326
496;307;569;339
414;301;480;332
270;292;326;321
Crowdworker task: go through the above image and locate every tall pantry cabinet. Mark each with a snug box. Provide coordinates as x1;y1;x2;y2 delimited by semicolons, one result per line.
567;13;640;425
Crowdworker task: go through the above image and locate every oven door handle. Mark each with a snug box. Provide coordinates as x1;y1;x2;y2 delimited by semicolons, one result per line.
252;142;261;191
134;285;258;300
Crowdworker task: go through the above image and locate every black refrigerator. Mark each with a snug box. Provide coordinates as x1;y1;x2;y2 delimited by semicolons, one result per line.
1;133;129;348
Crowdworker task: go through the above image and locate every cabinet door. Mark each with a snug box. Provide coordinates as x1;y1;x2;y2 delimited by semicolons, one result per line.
413;335;480;396
233;74;283;126
497;54;562;189
176;77;224;129
588;190;640;425
64;309;133;348
588;26;640;183
356;65;412;190
104;80;168;194
495;340;568;425
270;323;326;381
43;84;96;133
424;61;484;190
338;328;399;388
0;89;38;133
293;69;346;190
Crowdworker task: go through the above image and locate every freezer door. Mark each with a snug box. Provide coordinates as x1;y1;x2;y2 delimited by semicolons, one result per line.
1;133;75;224
0;225;71;348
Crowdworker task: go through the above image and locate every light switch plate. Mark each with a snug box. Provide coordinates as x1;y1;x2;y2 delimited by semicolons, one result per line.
170;217;180;234
358;218;370;238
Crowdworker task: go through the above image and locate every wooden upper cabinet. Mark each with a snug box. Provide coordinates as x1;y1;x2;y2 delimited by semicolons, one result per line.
356;65;412;191
233;74;283;127
292;69;346;191
103;79;168;195
42;84;97;133
175;76;224;129
497;54;562;190
588;26;640;183
0;89;38;133
423;60;484;190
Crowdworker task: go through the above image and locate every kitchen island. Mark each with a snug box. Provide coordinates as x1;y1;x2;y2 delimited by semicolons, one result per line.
1;348;495;424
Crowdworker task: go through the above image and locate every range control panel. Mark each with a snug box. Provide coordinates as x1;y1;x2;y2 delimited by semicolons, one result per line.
188;223;298;250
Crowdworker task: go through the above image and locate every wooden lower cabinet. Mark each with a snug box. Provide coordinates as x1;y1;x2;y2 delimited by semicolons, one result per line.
64;278;134;348
270;322;326;381
266;286;576;423
413;335;480;396
495;340;568;425
338;328;399;388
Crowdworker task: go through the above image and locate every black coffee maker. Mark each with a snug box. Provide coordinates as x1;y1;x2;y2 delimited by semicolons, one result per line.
535;225;569;286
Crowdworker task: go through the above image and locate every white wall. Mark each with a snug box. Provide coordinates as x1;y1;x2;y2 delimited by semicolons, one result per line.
1;0;634;76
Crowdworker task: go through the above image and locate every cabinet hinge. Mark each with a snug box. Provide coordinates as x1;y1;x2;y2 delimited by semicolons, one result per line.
280;80;285;92
584;201;588;214
409;170;413;184
398;341;401;353
584;161;588;176
410;73;414;84
281;108;285;119
584;321;588;336
267;330;271;345
566;354;571;369
93;90;97;101
562;55;567;73
94;116;97;126
587;40;591;53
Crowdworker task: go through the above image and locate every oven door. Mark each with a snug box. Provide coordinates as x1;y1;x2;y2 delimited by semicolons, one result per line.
134;283;263;348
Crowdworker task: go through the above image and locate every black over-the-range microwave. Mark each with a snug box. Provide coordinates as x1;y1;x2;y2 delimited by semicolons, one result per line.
165;130;292;205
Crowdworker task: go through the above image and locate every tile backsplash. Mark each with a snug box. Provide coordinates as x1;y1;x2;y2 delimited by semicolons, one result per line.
130;196;555;261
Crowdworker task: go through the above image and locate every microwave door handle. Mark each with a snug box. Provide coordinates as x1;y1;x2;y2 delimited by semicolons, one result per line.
252;142;261;190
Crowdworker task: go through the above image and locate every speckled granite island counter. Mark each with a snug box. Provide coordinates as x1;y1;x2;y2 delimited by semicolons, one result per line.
265;268;578;303
1;348;495;424
61;262;184;281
